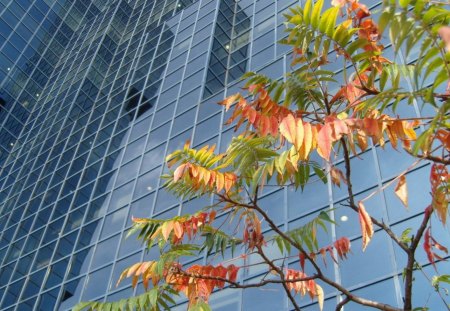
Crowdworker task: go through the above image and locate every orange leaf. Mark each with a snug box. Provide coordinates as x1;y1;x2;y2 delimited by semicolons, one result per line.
126;262;142;278
208;210;216;223
354;129;367;151
331;0;346;8
173;221;184;239
332;119;349;140
279;114;304;150
215;173;225;192
433;188;448;225
358;202;374;251
173;163;188;182
220;93;241;111
394;175;408;208
438;26;450;52
430;164;449;225
317;123;333;160
363;118;380;140
224;173;236;193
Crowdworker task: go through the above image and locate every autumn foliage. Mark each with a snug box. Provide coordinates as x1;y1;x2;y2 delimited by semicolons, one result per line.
76;1;450;311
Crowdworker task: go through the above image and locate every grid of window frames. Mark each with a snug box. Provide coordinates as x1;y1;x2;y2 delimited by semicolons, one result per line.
0;0;449;310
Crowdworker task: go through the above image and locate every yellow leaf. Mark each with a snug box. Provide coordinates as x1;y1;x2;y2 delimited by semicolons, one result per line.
433;187;448;225
126;262;142;278
216;172;225;192
161;221;173;241
358;202;374;251
316;284;324;311
299;122;312;160
394;175;408;208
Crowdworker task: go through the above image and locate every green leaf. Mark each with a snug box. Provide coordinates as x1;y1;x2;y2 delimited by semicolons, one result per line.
311;0;324;29
412;128;432;156
432;275;450;287
73;302;94;311
276;236;284;253
378;8;393;35
399;0;411;9
318;211;336;225
303;0;313;25
400;228;412;244
313;166;327;183
148;288;158;307
317;6;339;38
346;38;369;56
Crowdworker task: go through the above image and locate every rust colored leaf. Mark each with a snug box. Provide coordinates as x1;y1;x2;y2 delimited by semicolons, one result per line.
394;175;408;208
358;202;374;251
436;129;450;151
299;252;306;271
334;237;351;260
227;264;239;283
209;210;216;223
330;166;347;187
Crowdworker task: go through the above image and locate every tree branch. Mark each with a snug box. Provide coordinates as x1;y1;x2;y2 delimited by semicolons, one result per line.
336;296;351;311
217;193;402;311
404;207;433;311
406;150;450;165
340;138;410;253
256;245;302;311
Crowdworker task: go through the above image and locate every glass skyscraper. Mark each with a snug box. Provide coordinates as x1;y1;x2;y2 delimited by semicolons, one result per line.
0;0;447;310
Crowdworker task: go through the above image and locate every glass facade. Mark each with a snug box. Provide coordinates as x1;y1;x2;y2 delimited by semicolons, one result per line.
0;0;448;310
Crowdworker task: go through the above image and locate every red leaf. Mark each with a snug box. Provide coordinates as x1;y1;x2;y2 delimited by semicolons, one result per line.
299;253;306;271
424;227;435;268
